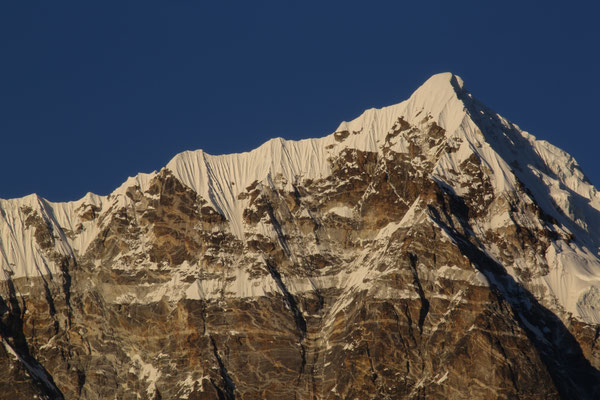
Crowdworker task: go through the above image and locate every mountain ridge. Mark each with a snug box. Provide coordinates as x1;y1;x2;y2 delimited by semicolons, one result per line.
3;72;599;322
2;72;600;399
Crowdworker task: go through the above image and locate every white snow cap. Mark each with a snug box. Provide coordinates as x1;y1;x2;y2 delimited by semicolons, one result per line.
166;72;470;238
3;72;600;325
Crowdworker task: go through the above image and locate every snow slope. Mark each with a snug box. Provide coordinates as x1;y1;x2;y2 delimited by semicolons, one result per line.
2;72;600;323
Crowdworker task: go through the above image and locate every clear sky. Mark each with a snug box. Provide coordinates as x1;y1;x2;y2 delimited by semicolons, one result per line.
1;1;599;201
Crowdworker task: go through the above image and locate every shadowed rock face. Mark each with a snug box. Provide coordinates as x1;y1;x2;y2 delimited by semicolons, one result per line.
2;76;600;399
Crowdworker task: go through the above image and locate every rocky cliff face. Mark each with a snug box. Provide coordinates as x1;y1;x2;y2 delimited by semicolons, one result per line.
2;73;600;399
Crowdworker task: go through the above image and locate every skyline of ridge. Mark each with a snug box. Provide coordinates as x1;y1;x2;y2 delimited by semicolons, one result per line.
1;2;598;201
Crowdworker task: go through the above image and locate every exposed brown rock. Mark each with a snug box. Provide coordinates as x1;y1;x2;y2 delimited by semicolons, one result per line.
1;117;599;400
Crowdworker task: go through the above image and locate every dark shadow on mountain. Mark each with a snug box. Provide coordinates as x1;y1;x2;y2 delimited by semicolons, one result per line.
428;191;600;399
0;279;65;399
451;75;600;257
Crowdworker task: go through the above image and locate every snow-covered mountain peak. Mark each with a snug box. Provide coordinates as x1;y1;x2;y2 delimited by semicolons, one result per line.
404;72;467;129
6;73;600;399
413;71;463;95
162;73;600;324
4;72;600;324
332;72;467;137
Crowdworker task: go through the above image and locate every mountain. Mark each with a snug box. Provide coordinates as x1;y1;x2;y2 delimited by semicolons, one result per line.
1;73;600;399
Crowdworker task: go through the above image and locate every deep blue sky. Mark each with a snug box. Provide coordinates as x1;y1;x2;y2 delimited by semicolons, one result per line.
1;1;599;201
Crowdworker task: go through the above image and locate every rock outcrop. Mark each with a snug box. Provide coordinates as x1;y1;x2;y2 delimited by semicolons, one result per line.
1;73;600;399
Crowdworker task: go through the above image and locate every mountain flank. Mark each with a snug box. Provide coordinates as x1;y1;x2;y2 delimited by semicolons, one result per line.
1;73;600;399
